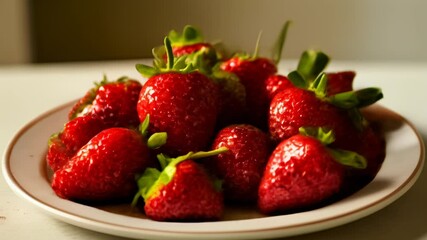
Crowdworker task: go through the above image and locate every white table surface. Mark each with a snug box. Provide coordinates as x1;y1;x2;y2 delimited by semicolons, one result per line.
1;59;426;240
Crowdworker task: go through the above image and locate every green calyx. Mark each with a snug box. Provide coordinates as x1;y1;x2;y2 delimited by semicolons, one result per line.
287;70;383;109
136;37;208;78
168;25;204;47
299;127;367;169
131;147;228;206
297;50;330;81
139;114;168;149
329;88;384;109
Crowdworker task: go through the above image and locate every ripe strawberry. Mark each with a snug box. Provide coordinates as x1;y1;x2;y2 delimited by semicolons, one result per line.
326;71;355;96
46;115;108;171
51;127;153;201
219;22;291;129
133;148;227;221
220;54;277;129
68;76;142;128
265;74;295;101
269;71;383;145
336;124;386;194
258;127;366;214
136;37;220;156
210;67;247;128
208;124;271;203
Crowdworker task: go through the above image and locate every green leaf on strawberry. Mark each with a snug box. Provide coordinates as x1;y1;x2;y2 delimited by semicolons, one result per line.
299;127;367;169
138;114;168;149
131;147;228;206
297;50;330;81
168;25;204;47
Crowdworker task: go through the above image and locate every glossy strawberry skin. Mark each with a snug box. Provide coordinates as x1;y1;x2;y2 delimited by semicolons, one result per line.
337;125;386;194
69;79;142;128
209;124;271;202
137;72;220;156
265;74;295;101
144;160;223;221
326;71;355;96
51;128;151;201
220;57;277;129
258;134;344;214
269;87;356;144
46;115;108;171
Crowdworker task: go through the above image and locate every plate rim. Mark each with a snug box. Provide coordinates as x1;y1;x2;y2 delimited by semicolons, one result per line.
2;101;425;239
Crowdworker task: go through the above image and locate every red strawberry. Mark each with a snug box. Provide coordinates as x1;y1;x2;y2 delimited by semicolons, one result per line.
136;38;220;156
336;124;386;194
269;85;354;143
219;22;291;129
210;67;247;128
265;74;295;101
46;115;108;171
258;127;366;214
133;149;227;221
326;71;355;96
220;56;277;129
269;71;383;145
208;124;271;202
51;127;153;201
69;76;142;128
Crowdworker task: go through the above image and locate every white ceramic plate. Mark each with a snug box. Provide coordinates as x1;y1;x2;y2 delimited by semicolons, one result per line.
2;102;425;240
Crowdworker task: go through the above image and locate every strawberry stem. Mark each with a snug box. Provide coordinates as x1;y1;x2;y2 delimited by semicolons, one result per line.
164;37;174;70
253;31;263;59
272;21;292;65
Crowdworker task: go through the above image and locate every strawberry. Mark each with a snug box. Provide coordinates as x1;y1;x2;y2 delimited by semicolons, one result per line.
220;53;277;129
269;70;383;145
50;116;167;201
133;148;227;221
258;127;366;214
210;66;248;128
136;37;220;156
68;76;142;128
46;115;108;171
219;21;291;129
51;128;151;201
208;124;271;203
326;71;355;96
336;124;386;194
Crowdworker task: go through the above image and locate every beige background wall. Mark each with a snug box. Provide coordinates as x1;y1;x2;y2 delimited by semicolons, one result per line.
1;0;426;64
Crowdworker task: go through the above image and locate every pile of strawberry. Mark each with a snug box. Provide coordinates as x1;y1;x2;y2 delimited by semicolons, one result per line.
46;22;386;222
